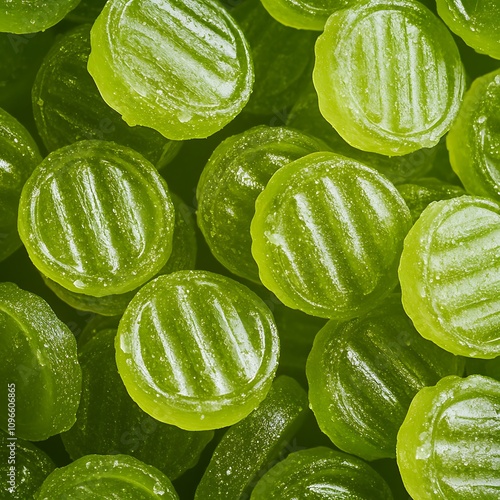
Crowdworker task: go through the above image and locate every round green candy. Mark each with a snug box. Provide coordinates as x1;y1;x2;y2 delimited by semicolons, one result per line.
251;151;412;319
197;126;328;283
251;447;394;499
399;195;500;358
33;24;181;171
437;0;500;59
307;295;465;461
41;192;196;317
1;430;55;499
0;282;81;441
0;0;80;33
397;375;500;499
261;0;348;30
195;376;309;500
116;270;280;431
447;69;500;201
62;327;213;480
88;0;254;140
18;140;175;298
397;177;465;223
314;0;466;156
0;107;42;262
36;454;179;499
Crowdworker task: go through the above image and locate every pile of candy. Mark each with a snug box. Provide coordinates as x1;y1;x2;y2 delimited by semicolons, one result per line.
1;0;500;498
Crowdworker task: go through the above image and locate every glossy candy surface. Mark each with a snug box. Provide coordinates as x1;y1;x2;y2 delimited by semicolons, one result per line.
399;196;500;358
0;283;81;441
447;69;500;202
307;295;464;460
116;270;280;431
18;140;175;297
195;376;309;500
314;0;466;156
251;151;412;319
397;375;500;499
36;454;179;499
197;126;328;283
0;107;41;262
88;0;254;140
251;447;394;499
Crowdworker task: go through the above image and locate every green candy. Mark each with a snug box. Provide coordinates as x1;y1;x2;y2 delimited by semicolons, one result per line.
88;0;254;140
0;107;42;262
195;376;309;500
232;0;316;115
0;0;80;33
251;447;394;499
437;0;500;59
397;375;500;499
41;192;196;317
0;282;81;441
61;327;213;480
307;295;464;461
397;177;465;223
251;151;412;319
116;270;279;431
1;430;55;498
399;195;500;358
18;140;175;298
36;454;179;499
197;126;328;283
33;24;181;171
314;0;465;156
447;69;500;201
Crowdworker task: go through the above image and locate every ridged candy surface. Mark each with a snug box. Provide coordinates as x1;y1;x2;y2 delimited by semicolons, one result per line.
307;295;464;461
197;126;328;283
0;283;81;441
116;270;280;431
251;151;412;319
399;195;500;358
447;69;500;202
251;447;394;499
88;0;254;140
36;454;179;499
314;0;465;156
18;140;175;297
397;375;500;499
33;24;180;170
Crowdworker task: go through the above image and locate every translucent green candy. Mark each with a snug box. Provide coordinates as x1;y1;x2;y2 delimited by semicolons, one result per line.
251;447;394;499
1;430;55;498
18;140;175;298
447;69;500;201
62;327;213;480
41;193;196;317
314;0;465;156
0;0;80;33
251;152;412;319
397;177;465;223
197;126;328;283
0;107;42;262
33;24;181;171
437;0;500;59
88;0;254;140
232;0;316;115
0;283;81;441
261;0;348;30
195;376;309;500
399;196;500;358
397;375;500;499
36;454;179;499
116;270;279;431
307;295;464;460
